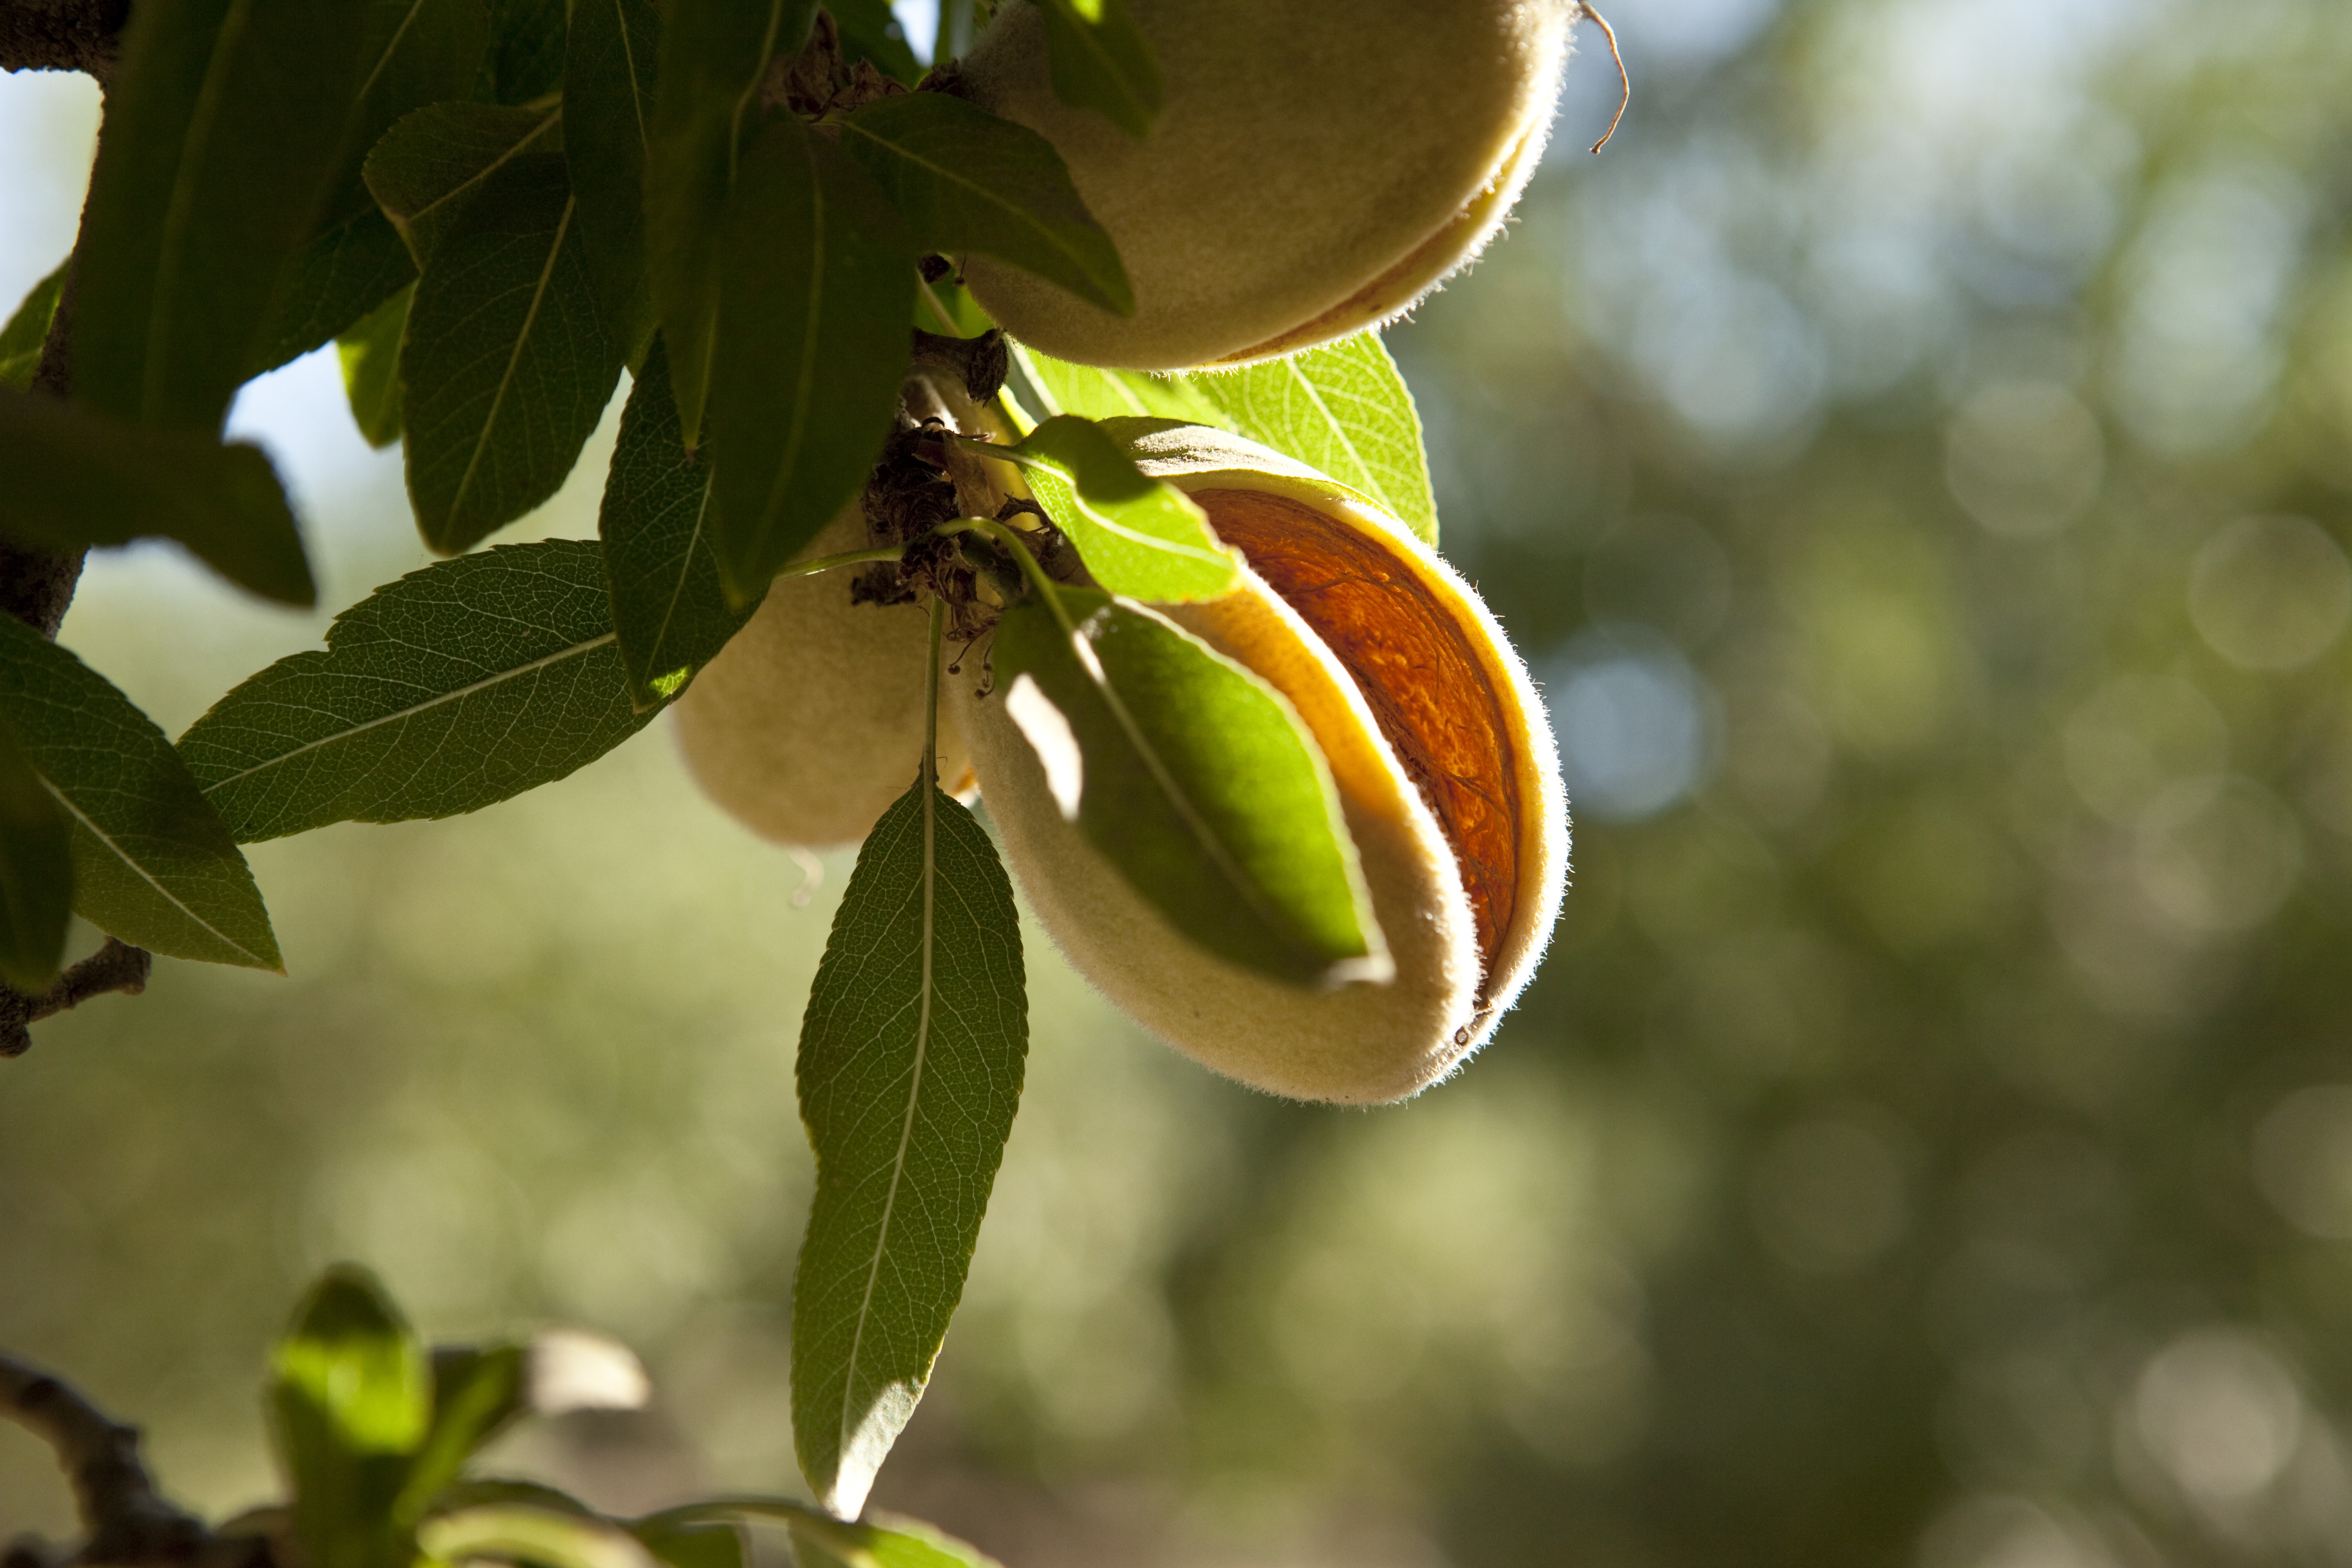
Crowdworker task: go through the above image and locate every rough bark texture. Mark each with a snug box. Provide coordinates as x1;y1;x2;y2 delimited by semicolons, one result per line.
0;0;127;83
3;261;90;638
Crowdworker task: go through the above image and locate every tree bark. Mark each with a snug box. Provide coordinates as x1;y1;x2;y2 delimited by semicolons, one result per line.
0;0;128;83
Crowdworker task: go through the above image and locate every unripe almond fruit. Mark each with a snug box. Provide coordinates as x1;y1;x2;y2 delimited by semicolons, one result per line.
958;0;1577;370
676;505;973;849
952;425;1568;1103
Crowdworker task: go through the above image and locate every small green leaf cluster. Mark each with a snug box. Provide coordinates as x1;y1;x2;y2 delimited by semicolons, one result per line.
229;1264;999;1568
0;0;1564;1547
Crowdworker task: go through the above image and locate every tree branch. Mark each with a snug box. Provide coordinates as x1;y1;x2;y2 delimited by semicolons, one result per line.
0;1355;204;1564
0;940;152;1058
0;0;129;83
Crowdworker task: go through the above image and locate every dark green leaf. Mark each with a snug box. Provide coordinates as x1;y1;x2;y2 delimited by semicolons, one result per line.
0;260;63;391
840;92;1130;315
338;283;410;448
708;114;913;604
178;540;653;841
401;154;623;554
829;0;923;85
364;101;565;268
632;1523;744;1568
0;619;280;970
990;413;1235;601
644;0;818;448
793;776;1027;1519
0;719;70;993
564;0;662;357
272;1266;429;1568
250;207;417;377
599;339;758;709
316;0;494;232
73;0;372;430
0;390;315;606
479;0;569;103
991;590;1382;986
1031;0;1162;140
395;1344;526;1520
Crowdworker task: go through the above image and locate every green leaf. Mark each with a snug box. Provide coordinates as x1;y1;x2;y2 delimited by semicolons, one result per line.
644;0;818;449
0;719;71;994
989;414;1235;601
0;260;63;391
991;590;1382;986
395;1344;527;1521
1013;340;1223;428
319;0;495;232
401;154;623;554
338;283;411;449
0;619;279;970
0;391;316;606
1188;333;1438;545
599;339;758;709
708;114;914;605
365;101;565;268
73;0;372;430
178;540;653;841
564;0;663;358
250;207;417;377
479;0;570;103
1031;0;1162;140
633;1524;743;1568
829;0;923;85
273;1266;429;1568
840;92;1130;316
1019;333;1439;546
420;1506;655;1568
786;1512;1004;1568
793;776;1028;1519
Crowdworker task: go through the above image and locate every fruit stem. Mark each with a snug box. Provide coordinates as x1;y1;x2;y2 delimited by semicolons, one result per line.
772;544;905;583
1578;4;1630;154
924;596;944;793
944;516;1070;631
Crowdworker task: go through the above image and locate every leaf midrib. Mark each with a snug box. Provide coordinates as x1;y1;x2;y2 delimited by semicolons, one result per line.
441;192;579;534
835;781;940;1489
401;107;563;235
42;777;274;969
197;629;618;791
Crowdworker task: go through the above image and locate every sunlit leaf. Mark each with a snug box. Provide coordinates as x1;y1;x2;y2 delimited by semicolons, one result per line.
632;1522;744;1568
479;0;569;103
1019;333;1439;545
992;590;1382;986
73;0;372;430
989;414;1235;602
421;1506;656;1568
0;719;70;994
364;101;565;268
643;0;818;448
178;541;654;841
338;284;410;449
1032;0;1161;139
839;93;1131;315
793;775;1027;1519
0;620;279;971
828;0;922;85
273;1266;428;1568
707;114;914;604
0;391;315;606
395;1343;527;1521
400;154;623;554
786;1511;1006;1568
599;339;759;709
0;260;63;391
564;0;662;358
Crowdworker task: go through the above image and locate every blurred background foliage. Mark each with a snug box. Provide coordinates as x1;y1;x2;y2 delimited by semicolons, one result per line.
9;0;2352;1563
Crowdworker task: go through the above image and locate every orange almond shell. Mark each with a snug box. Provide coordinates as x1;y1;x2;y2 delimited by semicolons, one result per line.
955;426;1568;1103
